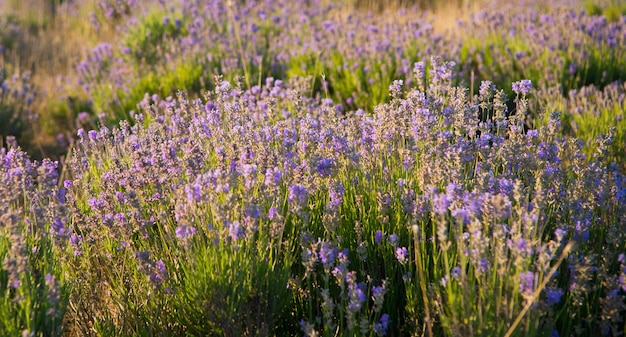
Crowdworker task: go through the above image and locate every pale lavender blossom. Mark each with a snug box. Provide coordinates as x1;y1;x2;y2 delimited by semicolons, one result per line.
512;79;532;95
175;224;197;240
396;247;408;264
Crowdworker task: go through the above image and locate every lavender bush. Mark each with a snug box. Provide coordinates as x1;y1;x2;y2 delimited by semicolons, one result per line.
2;56;625;335
1;0;626;335
68;0;626;162
537;81;626;169
2;0;625;163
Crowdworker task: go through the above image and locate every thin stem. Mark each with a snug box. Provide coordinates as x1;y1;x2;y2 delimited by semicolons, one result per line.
413;225;433;337
504;241;574;337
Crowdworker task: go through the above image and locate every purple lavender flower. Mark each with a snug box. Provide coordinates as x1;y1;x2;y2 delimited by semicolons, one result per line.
545;288;563;305
372;285;385;300
479;80;495;98
87;197;106;212
432;193;451;215
264;167;282;186
389;80;404;96
332;265;348;283
526;129;539;139
396;247;408;264
347;283;366;312
288;184;308;207
228;221;244;240
512;79;532;95
513;238;533;256
185;183;202;204
374;230;384;245
88;130;99;141
150;260;168;289
327;183;344;210
451;266;462;280
63;179;73;189
51;218;71;238
70;234;83;256
319;241;336;270
479;258;489;273
175;224;197;240
388;234;399;247
315;157;334;176
245;204;261;219
519;271;536;295
374;314;390;336
267;207;278;220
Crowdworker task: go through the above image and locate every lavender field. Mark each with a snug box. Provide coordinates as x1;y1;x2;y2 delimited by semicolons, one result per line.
1;0;626;336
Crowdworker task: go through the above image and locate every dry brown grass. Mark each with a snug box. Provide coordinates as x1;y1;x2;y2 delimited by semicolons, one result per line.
1;0;125;158
340;0;490;34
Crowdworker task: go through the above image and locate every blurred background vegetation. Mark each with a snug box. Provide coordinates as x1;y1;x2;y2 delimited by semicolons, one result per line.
1;0;625;162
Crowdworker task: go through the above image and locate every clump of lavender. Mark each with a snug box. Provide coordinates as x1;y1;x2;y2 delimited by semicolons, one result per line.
0;144;67;335
3;53;626;337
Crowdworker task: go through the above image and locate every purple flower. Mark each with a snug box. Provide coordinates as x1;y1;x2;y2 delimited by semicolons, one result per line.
150;260;167;289
63;179;73;189
315;157;334;176
545;288;563;305
479;258;489;273
245;204;261;219
374;230;384;245
388;234;399;247
156;260;167;275
451;207;470;225
372;285;385;299
88;130;98;141
389;80;404;96
288;184;308;207
479;80;495;97
228;221;244;240
396;247;408;264
526;129;539;139
512;80;532;95
185;183;202;204
328;183;344;210
175;225;197;240
514;238;533;256
51;218;71;238
451;266;462;280
264;167;282;186
87;197;106;212
267;207;278;220
332;265;347;282
413;61;425;78
319;241;336;269
348;283;366;312
432;193;451;214
519;271;536;295
374;314;390;336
